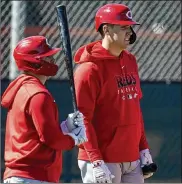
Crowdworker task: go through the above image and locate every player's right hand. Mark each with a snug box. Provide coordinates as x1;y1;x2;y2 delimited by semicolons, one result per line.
66;111;84;131
92;160;115;183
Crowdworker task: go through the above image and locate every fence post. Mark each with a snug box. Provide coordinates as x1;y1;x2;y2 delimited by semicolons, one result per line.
9;1;26;80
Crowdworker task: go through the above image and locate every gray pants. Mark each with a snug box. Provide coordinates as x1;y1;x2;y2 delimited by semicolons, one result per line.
78;159;144;183
4;177;48;183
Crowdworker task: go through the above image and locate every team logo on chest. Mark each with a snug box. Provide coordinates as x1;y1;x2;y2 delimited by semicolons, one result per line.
115;73;136;87
115;74;139;100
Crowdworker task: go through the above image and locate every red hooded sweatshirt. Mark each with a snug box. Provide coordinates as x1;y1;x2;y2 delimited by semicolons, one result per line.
74;41;149;163
1;74;74;182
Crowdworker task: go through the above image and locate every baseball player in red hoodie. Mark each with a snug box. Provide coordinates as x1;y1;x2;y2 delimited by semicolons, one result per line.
74;4;157;183
1;36;87;183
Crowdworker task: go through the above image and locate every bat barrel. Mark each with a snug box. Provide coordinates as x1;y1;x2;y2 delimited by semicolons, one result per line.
56;5;78;112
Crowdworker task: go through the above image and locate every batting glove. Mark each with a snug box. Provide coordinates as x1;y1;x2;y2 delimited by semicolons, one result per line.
92;160;115;183
61;122;87;145
63;111;84;132
140;149;157;179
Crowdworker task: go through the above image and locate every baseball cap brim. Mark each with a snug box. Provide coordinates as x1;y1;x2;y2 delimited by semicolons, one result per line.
39;48;62;58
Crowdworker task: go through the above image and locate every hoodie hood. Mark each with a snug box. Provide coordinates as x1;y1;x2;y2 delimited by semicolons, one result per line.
74;40;120;63
1;74;41;109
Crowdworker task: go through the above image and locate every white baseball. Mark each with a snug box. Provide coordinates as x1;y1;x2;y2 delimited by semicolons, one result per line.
152;23;165;34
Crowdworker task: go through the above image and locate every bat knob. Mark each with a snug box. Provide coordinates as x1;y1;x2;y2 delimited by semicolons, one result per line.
142;163;158;175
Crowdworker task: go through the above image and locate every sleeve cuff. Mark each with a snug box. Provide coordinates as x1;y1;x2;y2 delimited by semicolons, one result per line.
87;149;103;162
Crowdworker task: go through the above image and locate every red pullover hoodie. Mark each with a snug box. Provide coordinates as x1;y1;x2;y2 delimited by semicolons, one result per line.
1;74;74;182
74;41;149;163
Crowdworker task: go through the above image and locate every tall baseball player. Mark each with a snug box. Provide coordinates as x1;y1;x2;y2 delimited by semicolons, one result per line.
73;4;157;183
1;36;87;183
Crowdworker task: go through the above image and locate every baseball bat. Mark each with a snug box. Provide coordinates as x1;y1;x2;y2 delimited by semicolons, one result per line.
56;5;78;112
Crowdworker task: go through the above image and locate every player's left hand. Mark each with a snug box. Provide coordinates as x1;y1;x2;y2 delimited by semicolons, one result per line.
66;125;88;145
140;149;158;179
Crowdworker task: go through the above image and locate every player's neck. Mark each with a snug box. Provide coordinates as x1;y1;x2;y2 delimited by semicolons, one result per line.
102;38;123;57
24;71;47;85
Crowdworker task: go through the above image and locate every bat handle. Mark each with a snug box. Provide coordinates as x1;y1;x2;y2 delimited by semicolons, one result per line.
73;106;78;113
73;106;79;127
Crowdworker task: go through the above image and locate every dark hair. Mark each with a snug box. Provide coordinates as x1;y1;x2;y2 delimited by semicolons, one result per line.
98;23;114;38
98;24;105;37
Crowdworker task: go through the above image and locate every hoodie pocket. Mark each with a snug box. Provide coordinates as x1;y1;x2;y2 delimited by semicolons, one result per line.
104;125;140;161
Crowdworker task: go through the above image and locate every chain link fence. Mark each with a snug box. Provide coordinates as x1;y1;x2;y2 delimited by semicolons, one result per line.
1;0;181;81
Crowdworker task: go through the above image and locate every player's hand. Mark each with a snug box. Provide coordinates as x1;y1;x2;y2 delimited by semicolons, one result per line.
92;160;115;183
65;111;84;132
61;121;87;145
67;125;88;145
140;149;157;179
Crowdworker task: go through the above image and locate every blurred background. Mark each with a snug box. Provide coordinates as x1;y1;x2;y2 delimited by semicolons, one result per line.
1;0;181;183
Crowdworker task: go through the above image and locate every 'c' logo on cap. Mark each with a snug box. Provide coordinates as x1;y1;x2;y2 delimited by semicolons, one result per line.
126;11;132;19
45;38;51;47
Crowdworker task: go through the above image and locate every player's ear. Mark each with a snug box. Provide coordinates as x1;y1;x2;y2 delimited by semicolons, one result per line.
102;24;110;35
